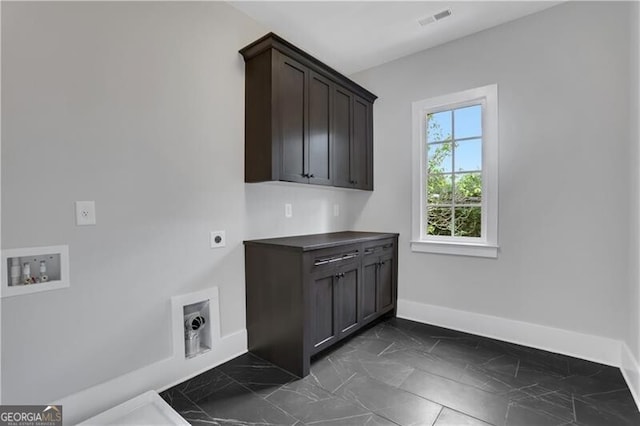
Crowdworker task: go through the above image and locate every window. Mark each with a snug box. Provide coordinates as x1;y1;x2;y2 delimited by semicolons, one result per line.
411;85;498;258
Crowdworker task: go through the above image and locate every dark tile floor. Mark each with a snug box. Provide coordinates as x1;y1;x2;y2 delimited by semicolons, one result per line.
161;318;640;425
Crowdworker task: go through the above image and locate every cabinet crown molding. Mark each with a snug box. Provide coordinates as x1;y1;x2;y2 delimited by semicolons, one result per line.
240;32;377;103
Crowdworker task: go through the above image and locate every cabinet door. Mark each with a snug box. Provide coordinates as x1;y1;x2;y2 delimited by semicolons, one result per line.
362;258;378;322
335;263;360;336
352;96;373;190
310;271;338;351
308;72;332;185
378;253;394;312
332;87;352;188
277;54;308;183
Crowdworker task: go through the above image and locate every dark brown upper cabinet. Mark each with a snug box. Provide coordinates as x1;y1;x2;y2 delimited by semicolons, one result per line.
240;33;377;191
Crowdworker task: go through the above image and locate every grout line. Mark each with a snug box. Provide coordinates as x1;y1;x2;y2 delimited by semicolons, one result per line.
370;410;402;426
176;388;217;423
430;406;445;426
441;406;497;426
306;413;384;425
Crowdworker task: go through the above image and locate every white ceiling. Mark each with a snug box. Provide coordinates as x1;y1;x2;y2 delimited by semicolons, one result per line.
231;1;562;75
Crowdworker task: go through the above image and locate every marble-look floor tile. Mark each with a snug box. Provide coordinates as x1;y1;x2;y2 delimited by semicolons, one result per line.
331;373;444;425
358;322;437;354
163;317;640;426
160;388;220;425
580;387;640;420
429;338;503;367
318;346;416;388
375;394;442;426
455;364;519;395
195;380;298;425
433;408;492;426
400;369;509;426
160;388;196;411
266;379;371;424
305;352;361;394
573;398;640;426
509;389;575;423
219;352;297;397
479;354;521;378
381;348;468;383
178;369;236;402
304;413;397;425
348;335;400;357
177;408;221;426
536;373;628;400
505;401;569;426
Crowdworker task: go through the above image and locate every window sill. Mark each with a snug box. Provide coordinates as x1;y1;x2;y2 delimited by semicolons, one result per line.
410;240;498;258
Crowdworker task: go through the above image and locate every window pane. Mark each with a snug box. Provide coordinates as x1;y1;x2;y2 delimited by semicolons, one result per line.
454;138;482;172
454;105;481;139
427;173;453;204
454;173;482;204
427;207;452;236
454;207;481;237
428;142;452;173
427;111;452;142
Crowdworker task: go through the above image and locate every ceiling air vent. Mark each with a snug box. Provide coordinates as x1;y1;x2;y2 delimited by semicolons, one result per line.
418;9;452;26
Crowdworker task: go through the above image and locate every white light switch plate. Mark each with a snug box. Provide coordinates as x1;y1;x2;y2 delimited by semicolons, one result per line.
285;203;293;218
75;201;96;226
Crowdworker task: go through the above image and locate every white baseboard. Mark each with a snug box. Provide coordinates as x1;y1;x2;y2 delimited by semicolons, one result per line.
54;329;247;426
621;343;640;410
397;299;621;367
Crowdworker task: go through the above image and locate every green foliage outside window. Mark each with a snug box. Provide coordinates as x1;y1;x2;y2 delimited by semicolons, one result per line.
426;113;482;238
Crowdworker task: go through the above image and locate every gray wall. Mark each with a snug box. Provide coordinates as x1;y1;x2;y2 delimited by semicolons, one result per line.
351;2;632;340
629;1;640;362
1;2;362;404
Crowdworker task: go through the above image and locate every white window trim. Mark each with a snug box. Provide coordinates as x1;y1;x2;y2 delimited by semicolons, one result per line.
411;84;499;258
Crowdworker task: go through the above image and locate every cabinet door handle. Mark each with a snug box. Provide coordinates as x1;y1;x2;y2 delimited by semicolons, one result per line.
309;174;315;178
364;249;375;255
316;253;357;266
301;173;309;178
335;272;345;279
383;244;393;249
341;252;358;260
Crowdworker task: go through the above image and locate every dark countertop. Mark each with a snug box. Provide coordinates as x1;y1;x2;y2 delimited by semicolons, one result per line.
243;231;399;252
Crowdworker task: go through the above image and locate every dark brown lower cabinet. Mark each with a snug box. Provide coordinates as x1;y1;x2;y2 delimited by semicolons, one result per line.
244;231;398;377
310;259;360;353
362;239;395;322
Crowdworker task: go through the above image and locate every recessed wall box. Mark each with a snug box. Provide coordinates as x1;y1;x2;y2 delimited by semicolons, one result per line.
171;287;221;361
1;245;70;298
